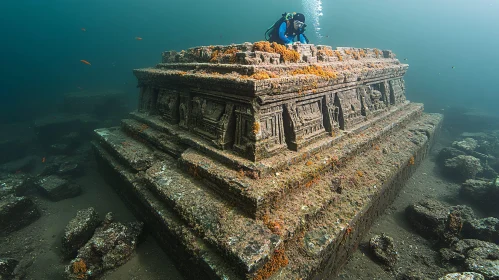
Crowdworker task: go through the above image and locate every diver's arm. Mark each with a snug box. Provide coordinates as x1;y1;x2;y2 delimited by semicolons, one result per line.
278;22;293;44
299;33;309;44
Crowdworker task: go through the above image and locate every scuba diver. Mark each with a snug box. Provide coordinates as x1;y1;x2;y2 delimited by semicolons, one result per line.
265;12;309;45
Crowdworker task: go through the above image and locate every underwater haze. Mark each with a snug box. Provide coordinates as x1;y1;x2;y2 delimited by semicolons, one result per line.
1;0;499;124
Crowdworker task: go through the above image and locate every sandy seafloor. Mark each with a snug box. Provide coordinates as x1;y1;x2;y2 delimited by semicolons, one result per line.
0;122;490;280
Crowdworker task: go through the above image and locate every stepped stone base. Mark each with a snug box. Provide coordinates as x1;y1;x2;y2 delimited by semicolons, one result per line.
92;42;443;279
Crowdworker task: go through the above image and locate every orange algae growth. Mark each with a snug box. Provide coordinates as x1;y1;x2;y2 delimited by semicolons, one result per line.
250;71;278;80
374;48;380;58
223;47;238;63
409;156;415;165
318;48;334;56
253;121;260;135
344;49;352;55
359;49;366;57
305;160;313;166
252;41;300;62
334;50;343;61
210;50;220;62
290;65;338;79
72;259;87;278
356;170;364;177
253;248;289;280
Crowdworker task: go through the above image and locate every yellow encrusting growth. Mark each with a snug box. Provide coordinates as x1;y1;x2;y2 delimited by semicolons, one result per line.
252;248;289;280
335;50;343;61
253;121;261;135
290;65;338;79
72;259;87;279
250;71;278;80
252;41;300;62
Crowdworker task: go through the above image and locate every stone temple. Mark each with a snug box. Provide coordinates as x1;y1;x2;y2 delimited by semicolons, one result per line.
92;42;442;279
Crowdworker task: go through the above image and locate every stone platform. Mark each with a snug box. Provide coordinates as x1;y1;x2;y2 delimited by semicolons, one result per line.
92;42;442;280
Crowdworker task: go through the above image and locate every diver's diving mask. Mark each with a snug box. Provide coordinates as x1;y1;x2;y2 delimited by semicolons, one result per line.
294;20;306;30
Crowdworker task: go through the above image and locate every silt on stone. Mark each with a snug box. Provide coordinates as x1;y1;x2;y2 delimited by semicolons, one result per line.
61;207;101;259
35;175;81;201
64;212;143;280
0;195;40;236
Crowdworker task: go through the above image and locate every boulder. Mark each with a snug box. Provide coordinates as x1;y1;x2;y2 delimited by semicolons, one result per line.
0;174;30;198
406;199;475;243
453;138;479;153
64;212;143;280
441;239;499;280
0;195;40;235
0;258;19;280
444;155;483;181
369;233;398;268
62;207;101;258
462;217;499;245
438;272;484;280
35;175;81;201
461;179;499;213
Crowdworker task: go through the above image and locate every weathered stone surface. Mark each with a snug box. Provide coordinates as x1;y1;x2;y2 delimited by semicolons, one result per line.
65;213;143;280
0;258;19;279
369;233;398;268
35;175;81;201
0;174;30;198
461;179;499;212
442;239;499;280
62;207;101;258
453;138;479;153
405;199;475;243
462;217;499;245
0;195;40;235
439;272;485;280
444;155;483;181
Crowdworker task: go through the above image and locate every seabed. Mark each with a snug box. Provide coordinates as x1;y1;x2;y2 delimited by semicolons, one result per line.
92;42;442;280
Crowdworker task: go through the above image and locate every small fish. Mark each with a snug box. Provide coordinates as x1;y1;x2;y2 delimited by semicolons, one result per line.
80;59;91;65
452;66;455;69
135;37;143;40
404;58;408;61
15;170;22;174
42;157;46;163
77;86;83;91
325;35;329;38
81;28;86;32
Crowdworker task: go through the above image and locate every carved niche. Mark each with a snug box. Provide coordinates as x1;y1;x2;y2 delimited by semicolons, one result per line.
190;96;235;149
138;86;159;114
234;105;256;159
336;89;364;130
389;79;407;105
255;105;287;158
283;97;326;151
178;91;191;129
324;93;340;134
156;88;180;124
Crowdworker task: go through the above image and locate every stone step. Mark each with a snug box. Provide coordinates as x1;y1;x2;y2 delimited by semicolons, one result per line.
93;127;282;277
91;142;242;280
144;158;281;276
94;127;157;172
273;113;443;279
178;103;424;218
120;119;188;158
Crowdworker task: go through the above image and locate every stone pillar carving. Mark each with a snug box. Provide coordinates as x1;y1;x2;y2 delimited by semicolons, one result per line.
157;88;180;124
389;79;407;105
138;86;159;114
178;91;191;129
337;89;364;130
324;93;340;134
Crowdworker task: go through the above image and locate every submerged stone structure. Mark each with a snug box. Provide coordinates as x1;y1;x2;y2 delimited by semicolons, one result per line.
92;42;442;279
